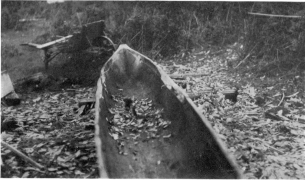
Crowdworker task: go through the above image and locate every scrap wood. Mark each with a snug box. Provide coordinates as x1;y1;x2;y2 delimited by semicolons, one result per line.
20;35;73;50
1;141;45;170
78;98;96;116
169;73;210;79
78;98;96;107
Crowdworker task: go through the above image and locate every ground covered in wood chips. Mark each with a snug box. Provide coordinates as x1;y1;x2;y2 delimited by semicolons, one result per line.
1;47;305;178
1;88;98;178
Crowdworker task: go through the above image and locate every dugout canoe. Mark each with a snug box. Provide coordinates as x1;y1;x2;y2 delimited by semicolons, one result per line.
95;44;242;178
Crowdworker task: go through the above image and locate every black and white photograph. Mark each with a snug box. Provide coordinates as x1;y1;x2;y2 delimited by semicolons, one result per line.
1;0;305;178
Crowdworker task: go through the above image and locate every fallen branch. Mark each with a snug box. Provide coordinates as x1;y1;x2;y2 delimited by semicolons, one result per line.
19;18;45;22
248;12;303;19
234;43;258;69
286;91;299;98
248;137;284;155
1;141;45;170
277;93;285;106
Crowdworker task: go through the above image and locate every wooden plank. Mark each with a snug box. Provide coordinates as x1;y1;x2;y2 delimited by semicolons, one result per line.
34;35;73;49
1;72;14;98
78;98;96;107
21;35;73;49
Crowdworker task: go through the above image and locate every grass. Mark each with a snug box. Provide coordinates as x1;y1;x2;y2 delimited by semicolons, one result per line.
1;24;48;81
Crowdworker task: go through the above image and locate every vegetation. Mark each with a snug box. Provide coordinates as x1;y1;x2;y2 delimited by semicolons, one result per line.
2;1;304;75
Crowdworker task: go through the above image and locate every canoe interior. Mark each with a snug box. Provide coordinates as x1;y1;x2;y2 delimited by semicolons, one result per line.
95;45;241;178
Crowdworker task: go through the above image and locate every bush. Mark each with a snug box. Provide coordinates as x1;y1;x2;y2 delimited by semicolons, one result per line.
1;7;19;31
2;1;304;74
242;2;305;74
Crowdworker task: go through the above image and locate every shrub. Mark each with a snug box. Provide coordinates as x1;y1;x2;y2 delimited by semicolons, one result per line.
242;2;305;74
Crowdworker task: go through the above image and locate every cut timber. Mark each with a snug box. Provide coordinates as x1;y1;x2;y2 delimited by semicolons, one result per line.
95;44;242;178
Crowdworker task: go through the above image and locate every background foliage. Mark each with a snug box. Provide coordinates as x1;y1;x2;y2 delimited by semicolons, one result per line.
2;1;305;75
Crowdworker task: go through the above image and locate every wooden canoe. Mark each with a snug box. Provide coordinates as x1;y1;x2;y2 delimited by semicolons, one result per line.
95;45;242;178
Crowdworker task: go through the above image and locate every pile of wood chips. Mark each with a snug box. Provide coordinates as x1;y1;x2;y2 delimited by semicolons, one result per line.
107;94;171;155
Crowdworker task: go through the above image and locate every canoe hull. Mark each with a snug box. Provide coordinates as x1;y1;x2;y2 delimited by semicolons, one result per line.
95;45;241;178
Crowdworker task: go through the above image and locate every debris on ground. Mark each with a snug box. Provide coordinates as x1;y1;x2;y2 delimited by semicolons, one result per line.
1;88;98;178
157;47;305;179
